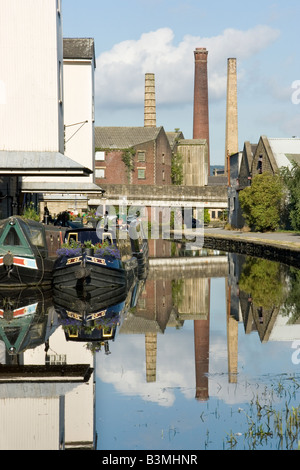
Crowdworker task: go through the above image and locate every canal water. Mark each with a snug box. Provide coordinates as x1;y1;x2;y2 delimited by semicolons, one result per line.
0;239;300;450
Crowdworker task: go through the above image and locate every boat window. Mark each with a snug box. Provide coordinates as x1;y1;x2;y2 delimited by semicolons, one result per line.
67;233;78;243
28;228;44;247
3;227;22;246
23;225;45;248
102;233;113;244
102;327;113;338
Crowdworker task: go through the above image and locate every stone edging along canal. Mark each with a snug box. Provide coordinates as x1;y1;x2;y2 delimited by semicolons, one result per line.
202;231;300;268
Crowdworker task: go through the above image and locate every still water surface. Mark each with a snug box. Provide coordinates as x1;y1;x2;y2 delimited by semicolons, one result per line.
1;240;300;450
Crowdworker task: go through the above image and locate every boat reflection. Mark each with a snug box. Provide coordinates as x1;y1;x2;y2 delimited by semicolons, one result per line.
0;286;55;359
53;276;145;355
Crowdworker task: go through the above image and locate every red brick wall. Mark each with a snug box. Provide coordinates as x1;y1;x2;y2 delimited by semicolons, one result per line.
95;149;128;185
95;128;172;186
132;140;155;185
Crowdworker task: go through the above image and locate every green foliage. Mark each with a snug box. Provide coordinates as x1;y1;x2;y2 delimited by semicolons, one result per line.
122;148;136;182
282;267;300;322
280;161;300;231
23;202;40;222
239;173;284;232
239;257;285;310
171;152;184;185
204;208;210;224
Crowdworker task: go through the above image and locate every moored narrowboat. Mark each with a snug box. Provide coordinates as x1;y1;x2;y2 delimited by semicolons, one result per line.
52;225;138;295
0;216;65;287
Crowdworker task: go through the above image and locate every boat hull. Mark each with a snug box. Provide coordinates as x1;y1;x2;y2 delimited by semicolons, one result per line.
0;254;54;287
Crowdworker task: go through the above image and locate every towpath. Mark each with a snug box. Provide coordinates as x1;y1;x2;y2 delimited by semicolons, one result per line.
203;227;300;251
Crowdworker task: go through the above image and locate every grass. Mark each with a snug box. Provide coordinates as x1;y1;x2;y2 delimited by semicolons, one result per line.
224;375;300;450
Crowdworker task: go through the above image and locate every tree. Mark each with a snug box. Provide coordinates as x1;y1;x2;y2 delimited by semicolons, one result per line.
280;161;300;231
239;172;283;232
171;152;183;185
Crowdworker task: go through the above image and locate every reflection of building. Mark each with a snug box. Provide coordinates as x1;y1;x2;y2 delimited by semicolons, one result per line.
24;314;95;450
226;253;246;383
121;240;229;401
227;252;300;377
0;300;95;450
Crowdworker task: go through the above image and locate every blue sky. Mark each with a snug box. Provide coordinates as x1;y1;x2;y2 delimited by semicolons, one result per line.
62;0;300;166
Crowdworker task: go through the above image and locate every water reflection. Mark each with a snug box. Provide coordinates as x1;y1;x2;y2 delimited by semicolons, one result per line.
0;240;300;450
228;253;300;344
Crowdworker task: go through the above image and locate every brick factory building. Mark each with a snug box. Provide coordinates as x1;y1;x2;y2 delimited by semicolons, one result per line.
94;126;172;186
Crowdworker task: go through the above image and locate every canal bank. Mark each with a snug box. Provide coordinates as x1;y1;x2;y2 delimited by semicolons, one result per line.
203;227;300;267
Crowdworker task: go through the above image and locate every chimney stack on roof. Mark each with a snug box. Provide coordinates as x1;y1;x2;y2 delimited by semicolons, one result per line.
144;73;156;127
193;47;210;167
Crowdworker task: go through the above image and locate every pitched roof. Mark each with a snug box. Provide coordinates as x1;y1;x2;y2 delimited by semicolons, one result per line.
95;127;163;149
166;131;184;150
268;137;300;168
63;38;95;63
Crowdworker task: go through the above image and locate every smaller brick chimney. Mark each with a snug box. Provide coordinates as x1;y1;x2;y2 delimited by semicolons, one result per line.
144;73;156;127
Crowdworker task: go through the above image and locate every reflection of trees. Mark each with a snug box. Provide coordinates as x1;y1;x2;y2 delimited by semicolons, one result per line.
172;279;184;309
239;258;287;310
282;267;300;323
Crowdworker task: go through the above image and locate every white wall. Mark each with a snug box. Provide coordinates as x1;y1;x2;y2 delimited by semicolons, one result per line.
63;59;95;183
0;0;64;153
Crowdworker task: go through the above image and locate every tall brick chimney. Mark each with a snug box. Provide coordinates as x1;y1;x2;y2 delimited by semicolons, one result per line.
225;58;238;174
144;73;156;127
193;48;210;167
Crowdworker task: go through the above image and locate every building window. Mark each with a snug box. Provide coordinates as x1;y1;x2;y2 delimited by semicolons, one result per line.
138;151;146;162
95;168;105;179
162;170;165;181
162;153;165;164
257;155;263;174
95;151;105;161
138;169;146;179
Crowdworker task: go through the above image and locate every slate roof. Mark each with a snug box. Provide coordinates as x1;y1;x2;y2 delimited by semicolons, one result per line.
94;126;163;149
63;38;95;63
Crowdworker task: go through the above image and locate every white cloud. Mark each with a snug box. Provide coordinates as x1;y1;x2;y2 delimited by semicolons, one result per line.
95;25;280;110
96;327;272;407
